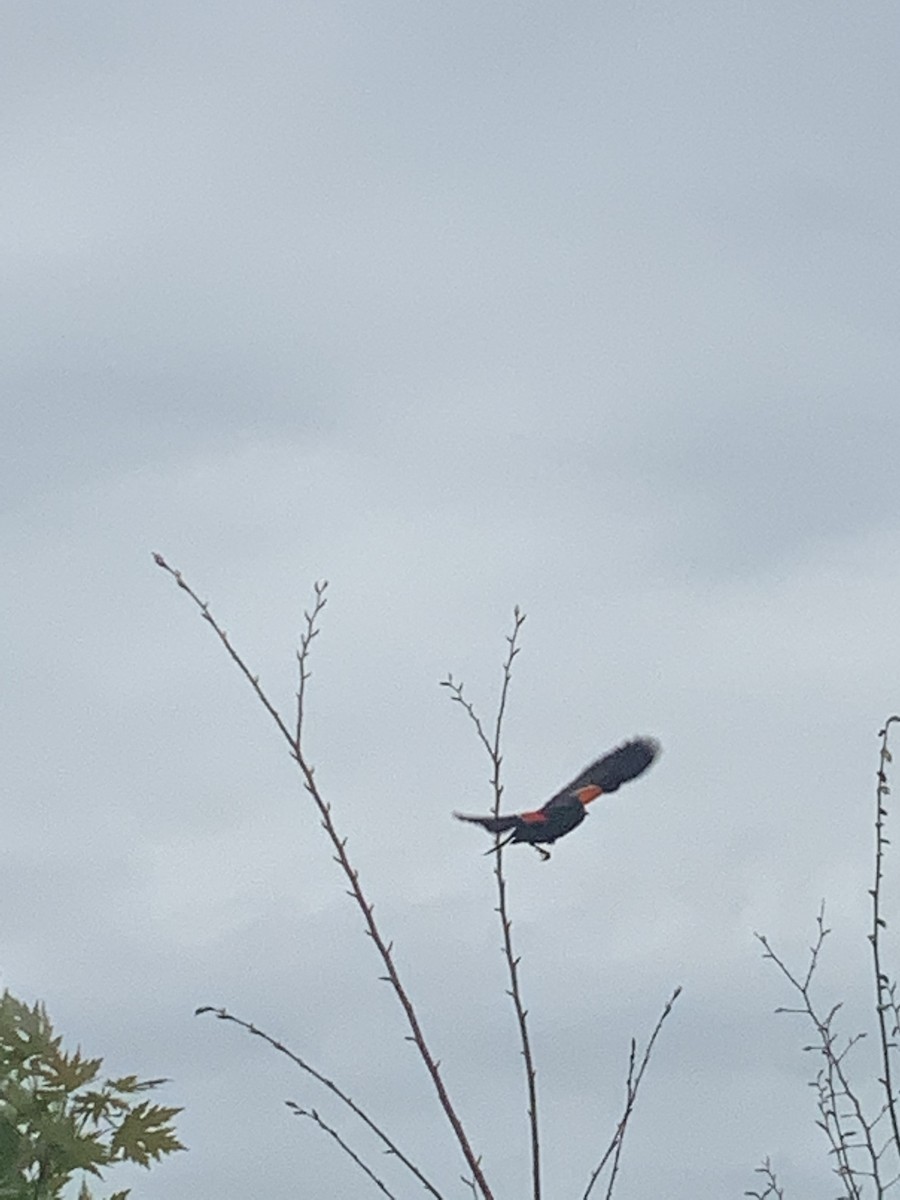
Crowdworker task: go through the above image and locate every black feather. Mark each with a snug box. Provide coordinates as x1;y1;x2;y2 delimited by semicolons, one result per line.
453;811;520;833
557;736;660;799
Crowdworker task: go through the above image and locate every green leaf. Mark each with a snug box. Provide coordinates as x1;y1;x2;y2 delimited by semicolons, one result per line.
0;989;184;1197
105;1077;139;1095
110;1102;186;1167
0;1116;21;1180
43;1048;103;1094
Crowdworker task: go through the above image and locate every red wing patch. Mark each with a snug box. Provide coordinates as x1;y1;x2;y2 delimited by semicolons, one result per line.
520;810;549;824
574;785;603;804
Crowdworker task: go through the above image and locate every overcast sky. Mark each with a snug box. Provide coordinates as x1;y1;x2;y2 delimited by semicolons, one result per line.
3;3;900;1197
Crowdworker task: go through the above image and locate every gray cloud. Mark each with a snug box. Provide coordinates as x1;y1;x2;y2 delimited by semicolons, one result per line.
3;3;900;1198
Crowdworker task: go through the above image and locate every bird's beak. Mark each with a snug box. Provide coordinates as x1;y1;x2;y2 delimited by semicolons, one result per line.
575;785;603;806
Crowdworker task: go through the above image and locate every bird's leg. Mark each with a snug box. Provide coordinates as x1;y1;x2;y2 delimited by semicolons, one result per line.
532;845;551;862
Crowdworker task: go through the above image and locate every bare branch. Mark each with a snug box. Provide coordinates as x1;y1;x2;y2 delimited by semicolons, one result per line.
600;1037;636;1200
287;1104;398;1200
871;716;900;1163
744;1156;785;1200
440;674;494;761
157;555;494;1200
488;610;541;1200
460;1172;479;1199
582;986;683;1200
755;908;877;1198
445;608;542;1200
296;580;328;746
152;553;296;748
195;1006;443;1199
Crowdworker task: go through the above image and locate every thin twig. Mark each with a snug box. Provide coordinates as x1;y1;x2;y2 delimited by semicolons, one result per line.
489;610;541;1200
296;581;328;747
194;1005;443;1199
756;908;877;1199
287;1104;398;1200
152;554;297;745
443;608;542;1200
155;554;494;1200
871;716;900;1163
441;674;494;762
581;986;682;1200
601;1038;636;1200
744;1156;785;1200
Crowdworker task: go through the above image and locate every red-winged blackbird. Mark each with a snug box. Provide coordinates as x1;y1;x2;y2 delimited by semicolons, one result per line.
454;736;660;860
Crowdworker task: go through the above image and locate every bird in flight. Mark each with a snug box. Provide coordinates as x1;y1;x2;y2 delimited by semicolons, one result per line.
454;736;660;860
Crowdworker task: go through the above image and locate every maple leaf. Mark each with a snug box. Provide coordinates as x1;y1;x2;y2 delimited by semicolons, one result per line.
110;1101;186;1167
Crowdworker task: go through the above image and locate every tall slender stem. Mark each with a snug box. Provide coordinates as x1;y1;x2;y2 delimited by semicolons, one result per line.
444;607;541;1200
490;610;541;1200
155;554;494;1200
870;715;900;1160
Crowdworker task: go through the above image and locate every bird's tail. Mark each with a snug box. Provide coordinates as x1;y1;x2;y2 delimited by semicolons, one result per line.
453;811;520;834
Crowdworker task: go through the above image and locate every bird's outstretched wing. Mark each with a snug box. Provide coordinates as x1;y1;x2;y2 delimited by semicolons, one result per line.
545;736;660;809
